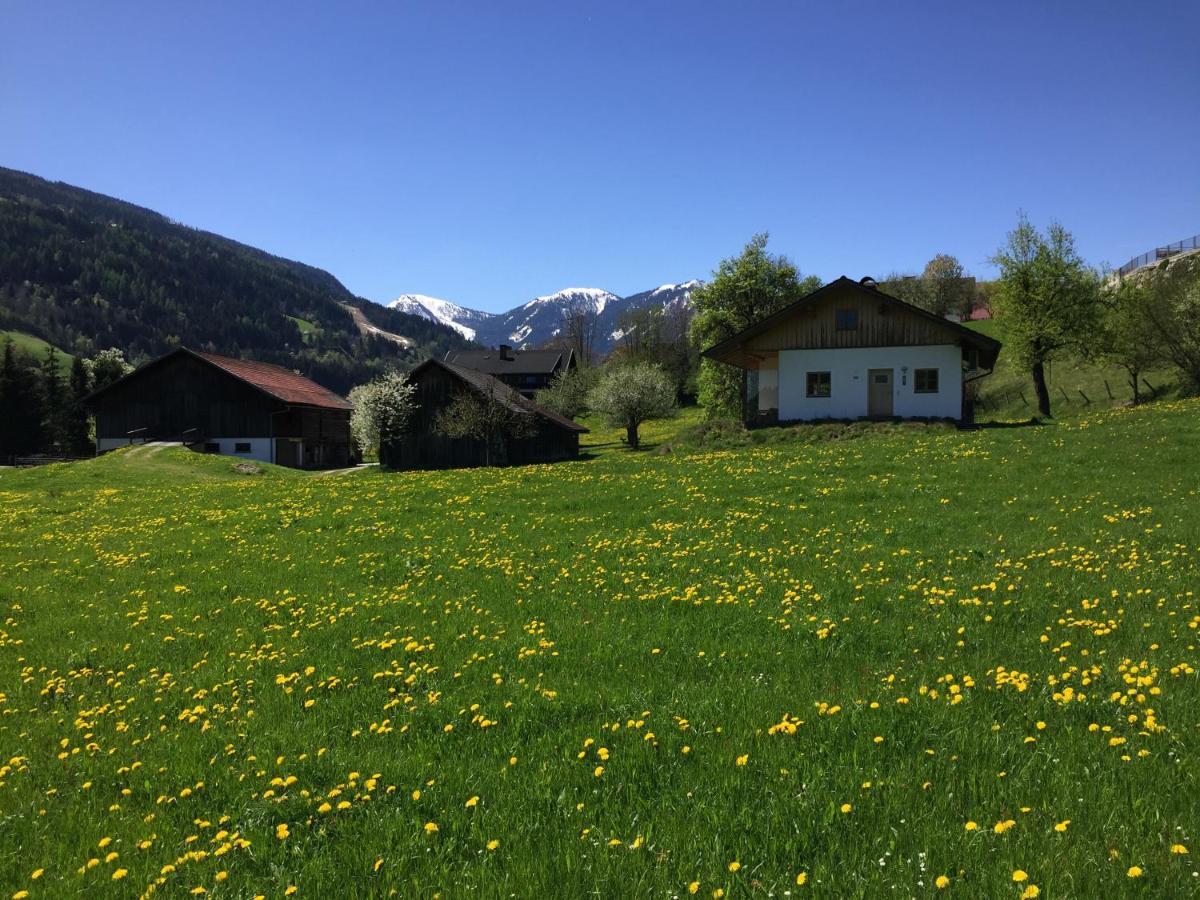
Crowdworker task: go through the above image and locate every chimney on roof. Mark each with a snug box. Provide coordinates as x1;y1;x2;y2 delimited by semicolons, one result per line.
499;345;513;361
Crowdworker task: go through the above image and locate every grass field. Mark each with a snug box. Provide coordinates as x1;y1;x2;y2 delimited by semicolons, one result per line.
966;320;1177;422
1;400;1198;898
0;329;74;372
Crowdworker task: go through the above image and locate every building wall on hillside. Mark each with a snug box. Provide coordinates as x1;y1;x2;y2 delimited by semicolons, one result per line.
777;345;963;420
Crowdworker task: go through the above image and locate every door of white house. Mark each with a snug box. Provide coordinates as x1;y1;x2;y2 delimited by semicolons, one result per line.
868;369;893;417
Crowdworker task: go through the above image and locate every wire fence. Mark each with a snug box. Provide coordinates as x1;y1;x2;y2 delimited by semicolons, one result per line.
1117;234;1200;277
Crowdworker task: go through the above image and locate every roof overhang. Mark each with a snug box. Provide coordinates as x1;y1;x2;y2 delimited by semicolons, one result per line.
701;276;1002;371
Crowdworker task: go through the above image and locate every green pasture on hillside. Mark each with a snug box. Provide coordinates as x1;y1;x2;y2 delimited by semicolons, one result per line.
0;400;1197;898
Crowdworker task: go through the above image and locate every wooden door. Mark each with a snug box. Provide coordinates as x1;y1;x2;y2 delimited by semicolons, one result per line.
868;369;893;417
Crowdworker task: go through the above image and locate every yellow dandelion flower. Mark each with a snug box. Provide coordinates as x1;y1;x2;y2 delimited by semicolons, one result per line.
486;839;500;851
275;823;289;840
688;882;700;895
423;822;439;834
935;874;950;889
796;871;808;885
1020;887;1040;899
1127;866;1142;878
728;860;740;872
1170;844;1188;855
465;795;479;808
840;803;852;814
1012;869;1028;882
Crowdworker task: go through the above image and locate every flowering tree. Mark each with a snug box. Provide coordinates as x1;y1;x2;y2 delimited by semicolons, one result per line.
349;370;415;458
587;362;677;449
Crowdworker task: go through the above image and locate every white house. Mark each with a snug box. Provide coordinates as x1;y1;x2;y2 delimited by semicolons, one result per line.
702;276;1001;425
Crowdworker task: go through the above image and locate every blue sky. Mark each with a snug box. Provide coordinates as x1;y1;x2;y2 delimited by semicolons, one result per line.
4;1;1198;312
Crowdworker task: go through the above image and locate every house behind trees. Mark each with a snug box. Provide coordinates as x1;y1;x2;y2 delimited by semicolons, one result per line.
384;358;586;470
703;277;1001;425
444;346;576;398
87;347;353;468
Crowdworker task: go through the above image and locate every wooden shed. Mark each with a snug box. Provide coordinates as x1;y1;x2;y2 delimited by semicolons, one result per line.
382;358;586;470
87;348;353;468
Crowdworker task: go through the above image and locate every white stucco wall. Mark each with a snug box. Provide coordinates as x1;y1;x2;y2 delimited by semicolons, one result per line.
97;437;274;462
777;345;963;420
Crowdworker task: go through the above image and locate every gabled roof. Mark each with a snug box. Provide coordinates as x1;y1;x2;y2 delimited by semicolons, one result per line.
444;348;574;376
702;276;1002;369
86;347;352;410
410;357;588;433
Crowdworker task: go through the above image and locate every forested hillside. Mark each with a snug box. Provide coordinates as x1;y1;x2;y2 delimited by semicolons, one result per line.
0;167;473;393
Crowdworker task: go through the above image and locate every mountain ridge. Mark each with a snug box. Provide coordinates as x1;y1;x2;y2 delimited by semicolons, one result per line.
0;166;474;394
387;280;700;355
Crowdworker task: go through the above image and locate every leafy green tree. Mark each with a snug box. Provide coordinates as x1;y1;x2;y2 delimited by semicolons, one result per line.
690;234;821;418
879;272;932;310
1140;254;1200;393
348;371;416;459
922;254;970;318
88;347;133;391
586;362;677;449
991;215;1099;417
535;367;599;420
1095;276;1162;404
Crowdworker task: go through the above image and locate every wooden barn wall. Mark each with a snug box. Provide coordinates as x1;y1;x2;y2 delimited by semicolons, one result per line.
380;367;579;470
745;287;966;353
94;354;279;440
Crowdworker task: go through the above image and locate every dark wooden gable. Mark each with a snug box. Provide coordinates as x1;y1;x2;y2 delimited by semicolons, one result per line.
742;281;962;353
92;351;279;441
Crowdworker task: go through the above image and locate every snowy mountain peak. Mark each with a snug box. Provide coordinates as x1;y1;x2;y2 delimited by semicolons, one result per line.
381;279;701;355
388;294;489;341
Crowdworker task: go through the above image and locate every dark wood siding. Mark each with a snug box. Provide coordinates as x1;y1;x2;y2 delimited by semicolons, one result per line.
93;353;278;440
744;284;967;354
381;364;580;470
92;352;352;469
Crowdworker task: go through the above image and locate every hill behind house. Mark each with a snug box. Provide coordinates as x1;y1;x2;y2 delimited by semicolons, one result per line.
0;167;474;393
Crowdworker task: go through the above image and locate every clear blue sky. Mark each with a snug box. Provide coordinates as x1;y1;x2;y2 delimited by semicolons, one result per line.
4;1;1198;312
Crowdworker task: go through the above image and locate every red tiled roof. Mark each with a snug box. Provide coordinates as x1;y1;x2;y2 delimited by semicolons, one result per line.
193;351;352;410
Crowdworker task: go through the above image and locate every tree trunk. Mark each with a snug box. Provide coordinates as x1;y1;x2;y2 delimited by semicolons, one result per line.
626;424;639;449
1031;360;1051;417
1129;371;1140;405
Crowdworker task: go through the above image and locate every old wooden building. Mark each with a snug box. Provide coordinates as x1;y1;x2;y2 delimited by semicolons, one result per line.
703;276;1002;425
383;358;586;470
88;348;353;468
443;346;576;397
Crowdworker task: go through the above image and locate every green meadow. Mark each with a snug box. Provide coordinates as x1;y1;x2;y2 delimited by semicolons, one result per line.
1;399;1198;898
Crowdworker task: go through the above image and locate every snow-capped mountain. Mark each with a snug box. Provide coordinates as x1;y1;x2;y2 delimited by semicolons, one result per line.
387;294;493;342
384;281;700;355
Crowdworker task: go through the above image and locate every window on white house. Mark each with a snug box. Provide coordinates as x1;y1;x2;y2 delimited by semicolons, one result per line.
234;442;252;453
806;371;832;398
914;368;939;393
835;309;859;330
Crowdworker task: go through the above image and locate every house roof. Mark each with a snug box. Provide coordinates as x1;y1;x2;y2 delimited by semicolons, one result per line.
411;357;588;433
444;348;573;376
86;347;352;411
701;276;1002;370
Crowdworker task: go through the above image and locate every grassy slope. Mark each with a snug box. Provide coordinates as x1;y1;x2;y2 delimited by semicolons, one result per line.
966;320;1177;421
0;329;74;371
0;401;1198;898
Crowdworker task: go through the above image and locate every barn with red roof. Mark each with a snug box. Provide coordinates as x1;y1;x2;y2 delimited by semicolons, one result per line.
87;347;353;468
